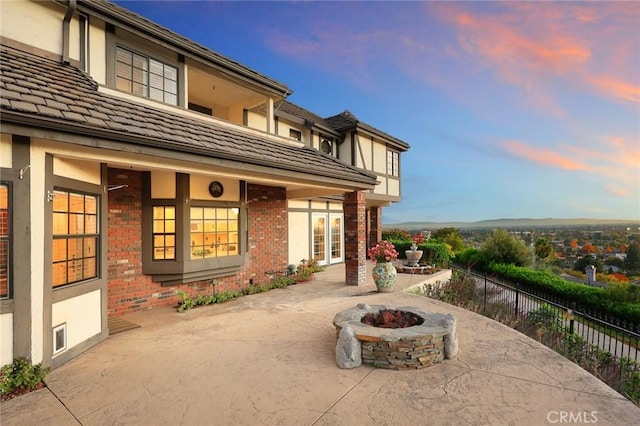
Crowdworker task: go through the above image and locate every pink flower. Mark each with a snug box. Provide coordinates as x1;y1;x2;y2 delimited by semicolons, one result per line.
368;240;399;262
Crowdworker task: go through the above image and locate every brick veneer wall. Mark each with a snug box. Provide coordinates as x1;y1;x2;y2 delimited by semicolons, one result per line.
107;169;287;317
344;191;366;286
368;206;382;249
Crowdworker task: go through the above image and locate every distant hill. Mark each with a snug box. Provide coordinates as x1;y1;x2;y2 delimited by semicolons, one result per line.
383;218;640;231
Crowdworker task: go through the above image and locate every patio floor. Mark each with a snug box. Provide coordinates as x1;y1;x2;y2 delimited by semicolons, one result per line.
1;264;638;425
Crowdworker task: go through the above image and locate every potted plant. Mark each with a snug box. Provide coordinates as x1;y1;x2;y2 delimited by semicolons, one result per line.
367;240;399;292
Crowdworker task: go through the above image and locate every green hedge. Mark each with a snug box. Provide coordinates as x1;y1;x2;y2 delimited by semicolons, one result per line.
387;240;454;267
487;263;640;325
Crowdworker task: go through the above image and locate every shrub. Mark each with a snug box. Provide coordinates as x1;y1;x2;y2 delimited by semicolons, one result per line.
481;228;534;267
1;358;50;400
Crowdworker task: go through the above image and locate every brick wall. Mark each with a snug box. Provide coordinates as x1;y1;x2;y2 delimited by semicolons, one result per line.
344;191;367;286
368;206;382;249
107;169;288;317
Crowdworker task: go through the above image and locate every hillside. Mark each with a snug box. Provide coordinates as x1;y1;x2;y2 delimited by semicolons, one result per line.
383;218;640;231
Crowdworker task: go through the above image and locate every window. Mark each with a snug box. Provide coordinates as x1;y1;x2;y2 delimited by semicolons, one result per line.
52;190;99;287
387;150;399;177
115;46;178;105
190;207;239;259
0;183;9;299
289;129;302;141
152;206;176;260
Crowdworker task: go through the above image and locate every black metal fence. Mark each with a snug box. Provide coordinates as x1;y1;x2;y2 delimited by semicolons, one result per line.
450;265;639;363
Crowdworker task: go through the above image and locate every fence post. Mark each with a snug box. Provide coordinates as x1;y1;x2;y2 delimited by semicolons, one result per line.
483;273;487;314
515;282;520;316
568;302;576;334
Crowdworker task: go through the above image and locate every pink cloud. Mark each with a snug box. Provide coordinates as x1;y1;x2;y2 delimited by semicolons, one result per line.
434;2;640;108
606;185;631;198
501;141;587;170
586;75;640;103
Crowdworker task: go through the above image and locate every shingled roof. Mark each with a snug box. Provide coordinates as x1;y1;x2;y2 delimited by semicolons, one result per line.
0;45;377;186
325;110;410;151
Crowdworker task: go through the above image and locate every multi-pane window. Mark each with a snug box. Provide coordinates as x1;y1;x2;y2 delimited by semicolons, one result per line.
387;150;399;177
0;183;10;299
52;190;99;287
115;46;178;106
190;207;239;259
152;206;176;260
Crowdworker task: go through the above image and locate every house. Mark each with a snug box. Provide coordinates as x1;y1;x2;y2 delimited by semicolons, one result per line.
0;0;409;369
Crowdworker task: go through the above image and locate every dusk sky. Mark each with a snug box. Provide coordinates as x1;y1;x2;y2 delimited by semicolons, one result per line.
115;1;640;224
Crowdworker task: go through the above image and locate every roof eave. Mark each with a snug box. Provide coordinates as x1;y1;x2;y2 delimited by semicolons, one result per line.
1;110;378;187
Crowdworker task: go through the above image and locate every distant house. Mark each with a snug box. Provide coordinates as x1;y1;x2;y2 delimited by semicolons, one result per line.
0;0;409;368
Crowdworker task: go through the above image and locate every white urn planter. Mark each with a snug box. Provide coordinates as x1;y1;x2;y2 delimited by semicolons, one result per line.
405;243;423;267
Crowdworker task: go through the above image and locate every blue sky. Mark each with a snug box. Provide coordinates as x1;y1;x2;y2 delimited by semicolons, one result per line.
115;1;640;224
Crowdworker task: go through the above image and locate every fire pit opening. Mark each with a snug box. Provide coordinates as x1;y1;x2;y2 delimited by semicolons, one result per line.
361;309;425;329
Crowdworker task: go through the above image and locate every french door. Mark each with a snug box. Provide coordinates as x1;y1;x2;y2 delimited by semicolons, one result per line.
312;213;344;266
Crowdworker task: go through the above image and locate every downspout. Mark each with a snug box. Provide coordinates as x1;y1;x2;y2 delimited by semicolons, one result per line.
62;0;77;65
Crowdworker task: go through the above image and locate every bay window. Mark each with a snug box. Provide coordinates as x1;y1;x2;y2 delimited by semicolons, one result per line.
143;174;246;285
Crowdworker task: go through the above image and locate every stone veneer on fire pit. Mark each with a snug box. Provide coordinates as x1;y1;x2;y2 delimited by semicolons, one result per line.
333;304;458;370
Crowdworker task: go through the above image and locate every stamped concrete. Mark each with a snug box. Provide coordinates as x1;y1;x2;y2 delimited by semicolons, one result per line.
1;264;639;425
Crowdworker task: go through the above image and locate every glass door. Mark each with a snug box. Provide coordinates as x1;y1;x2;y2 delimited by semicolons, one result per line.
313;213;344;266
312;214;327;265
329;214;343;264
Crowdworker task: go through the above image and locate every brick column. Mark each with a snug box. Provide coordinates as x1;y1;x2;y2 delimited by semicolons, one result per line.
344;191;367;286
368;206;382;249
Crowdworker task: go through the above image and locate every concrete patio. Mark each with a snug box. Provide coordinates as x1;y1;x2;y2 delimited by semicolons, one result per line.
2;264;639;425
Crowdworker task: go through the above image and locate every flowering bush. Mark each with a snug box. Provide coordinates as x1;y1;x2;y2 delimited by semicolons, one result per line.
413;233;424;245
368;240;399;263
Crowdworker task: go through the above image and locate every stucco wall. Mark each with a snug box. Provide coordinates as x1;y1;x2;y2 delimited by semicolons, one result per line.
288;211;310;265
0;313;13;365
0;0;82;62
51;290;101;356
0;133;11;168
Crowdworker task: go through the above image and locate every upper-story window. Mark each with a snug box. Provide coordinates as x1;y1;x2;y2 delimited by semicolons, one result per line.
387;150;399;177
116;46;178;106
289;129;302;141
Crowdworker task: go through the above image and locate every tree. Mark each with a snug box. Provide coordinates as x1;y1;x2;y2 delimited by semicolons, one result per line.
574;255;603;273
534;237;556;261
480;229;534;267
624;242;640;273
431;227;466;252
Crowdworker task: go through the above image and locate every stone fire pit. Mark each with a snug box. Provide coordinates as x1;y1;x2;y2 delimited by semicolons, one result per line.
333;304;458;370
